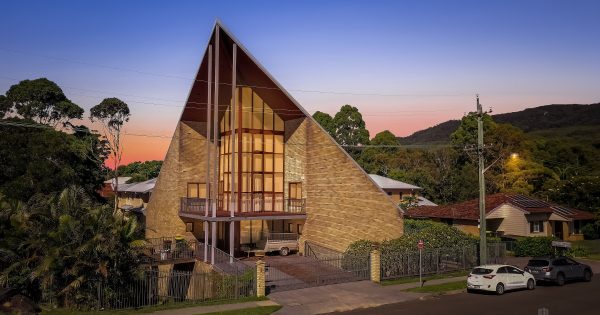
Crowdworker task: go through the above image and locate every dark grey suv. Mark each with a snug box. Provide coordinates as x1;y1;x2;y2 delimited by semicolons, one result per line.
524;256;592;286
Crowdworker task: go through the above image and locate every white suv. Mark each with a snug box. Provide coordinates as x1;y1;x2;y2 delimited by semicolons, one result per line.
467;264;536;295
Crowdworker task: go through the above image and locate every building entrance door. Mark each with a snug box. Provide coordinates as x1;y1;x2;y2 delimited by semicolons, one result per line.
554;221;564;240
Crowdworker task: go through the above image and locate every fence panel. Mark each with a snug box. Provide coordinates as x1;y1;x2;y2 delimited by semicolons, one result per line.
265;243;369;293
97;268;255;311
381;243;505;280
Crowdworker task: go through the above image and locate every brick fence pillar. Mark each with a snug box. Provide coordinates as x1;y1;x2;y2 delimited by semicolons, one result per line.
370;248;381;283
256;259;266;297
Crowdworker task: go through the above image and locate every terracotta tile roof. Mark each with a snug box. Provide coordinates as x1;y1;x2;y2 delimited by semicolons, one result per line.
406;193;594;221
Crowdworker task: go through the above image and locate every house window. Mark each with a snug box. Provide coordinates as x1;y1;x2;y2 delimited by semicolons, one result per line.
530;221;544;233
289;182;302;199
297;224;303;235
287;223;293;233
187;183;207;198
387;191;392;196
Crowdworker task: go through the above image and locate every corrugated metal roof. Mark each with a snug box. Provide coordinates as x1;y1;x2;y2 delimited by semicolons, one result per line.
418;196;438;206
116;178;157;193
368;174;422;190
103;177;132;185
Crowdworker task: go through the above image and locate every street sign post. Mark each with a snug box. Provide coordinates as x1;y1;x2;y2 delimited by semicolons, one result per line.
418;240;424;286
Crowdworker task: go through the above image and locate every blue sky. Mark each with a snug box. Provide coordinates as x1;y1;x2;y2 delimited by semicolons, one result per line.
1;0;599;162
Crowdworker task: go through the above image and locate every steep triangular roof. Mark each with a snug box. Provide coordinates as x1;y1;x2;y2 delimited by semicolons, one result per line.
178;20;396;204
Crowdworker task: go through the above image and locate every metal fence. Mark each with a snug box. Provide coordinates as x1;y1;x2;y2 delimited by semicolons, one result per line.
97;269;255;310
380;243;506;280
264;242;370;293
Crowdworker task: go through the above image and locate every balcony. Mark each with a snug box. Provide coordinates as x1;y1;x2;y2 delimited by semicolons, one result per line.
179;197;306;221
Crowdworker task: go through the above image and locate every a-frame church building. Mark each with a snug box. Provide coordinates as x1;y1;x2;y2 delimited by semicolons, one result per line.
145;21;403;263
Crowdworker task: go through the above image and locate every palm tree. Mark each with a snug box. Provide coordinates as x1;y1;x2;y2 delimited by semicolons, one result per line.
0;186;146;308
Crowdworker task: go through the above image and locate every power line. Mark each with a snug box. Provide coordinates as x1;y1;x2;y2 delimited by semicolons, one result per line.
0;120;454;149
0;48;474;98
0;75;468;116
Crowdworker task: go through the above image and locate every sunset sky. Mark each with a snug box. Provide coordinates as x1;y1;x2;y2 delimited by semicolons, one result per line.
1;0;599;165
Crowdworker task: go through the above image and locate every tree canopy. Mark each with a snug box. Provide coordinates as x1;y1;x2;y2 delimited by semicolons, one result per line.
333;104;370;147
312;111;336;136
3;78;84;127
115;160;163;182
0;118;107;202
312;105;370;159
89;97;130;130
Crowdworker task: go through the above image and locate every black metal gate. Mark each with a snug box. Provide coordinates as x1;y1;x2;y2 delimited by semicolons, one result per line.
265;242;370;293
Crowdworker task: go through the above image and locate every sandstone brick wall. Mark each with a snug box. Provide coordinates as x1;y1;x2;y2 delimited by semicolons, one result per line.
302;119;403;252
146;121;216;239
284;117;308;200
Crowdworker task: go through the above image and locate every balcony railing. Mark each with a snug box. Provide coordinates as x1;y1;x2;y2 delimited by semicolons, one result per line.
179;197;306;216
143;237;251;274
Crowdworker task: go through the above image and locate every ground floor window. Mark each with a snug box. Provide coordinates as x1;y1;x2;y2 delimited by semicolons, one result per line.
530;221;544;233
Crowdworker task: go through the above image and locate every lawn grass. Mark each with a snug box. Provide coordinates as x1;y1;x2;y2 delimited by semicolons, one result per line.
41;296;269;315
573;239;600;260
574;240;600;252
381;270;469;286
404;280;466;293
584;253;600;261
198;305;282;315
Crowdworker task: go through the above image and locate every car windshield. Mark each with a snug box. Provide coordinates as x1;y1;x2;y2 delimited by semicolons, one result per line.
528;259;549;267
471;267;493;275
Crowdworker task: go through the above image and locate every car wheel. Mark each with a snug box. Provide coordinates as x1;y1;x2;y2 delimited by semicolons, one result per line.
467;288;474;293
280;247;289;256
583;270;592;282
496;283;505;295
527;279;535;290
556;273;565;286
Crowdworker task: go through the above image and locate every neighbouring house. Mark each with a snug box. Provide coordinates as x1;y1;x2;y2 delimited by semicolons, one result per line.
368;174;437;207
406;193;595;241
116;177;157;215
99;176;132;198
145;21;403;263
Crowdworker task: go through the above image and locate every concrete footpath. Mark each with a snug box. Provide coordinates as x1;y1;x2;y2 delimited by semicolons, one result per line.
270;276;465;315
148;300;279;315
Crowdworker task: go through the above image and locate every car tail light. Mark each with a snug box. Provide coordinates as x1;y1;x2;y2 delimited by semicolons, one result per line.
542;267;553;272
483;275;496;279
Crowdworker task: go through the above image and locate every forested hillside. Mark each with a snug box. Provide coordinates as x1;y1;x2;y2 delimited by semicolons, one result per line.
400;103;600;144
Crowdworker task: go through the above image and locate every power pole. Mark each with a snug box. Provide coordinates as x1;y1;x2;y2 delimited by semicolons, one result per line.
477;95;487;265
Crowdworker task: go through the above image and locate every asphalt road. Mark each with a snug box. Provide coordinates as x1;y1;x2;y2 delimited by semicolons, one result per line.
334;274;600;315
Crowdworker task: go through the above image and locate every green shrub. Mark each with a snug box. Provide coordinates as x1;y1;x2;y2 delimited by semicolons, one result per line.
582;223;600;240
566;246;589;258
346;219;477;254
513;237;554;257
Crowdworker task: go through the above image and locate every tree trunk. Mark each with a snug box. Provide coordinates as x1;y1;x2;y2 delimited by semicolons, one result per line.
114;156;119;213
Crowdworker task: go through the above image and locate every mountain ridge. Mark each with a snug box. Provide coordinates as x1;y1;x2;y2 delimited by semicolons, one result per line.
399;103;600;145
